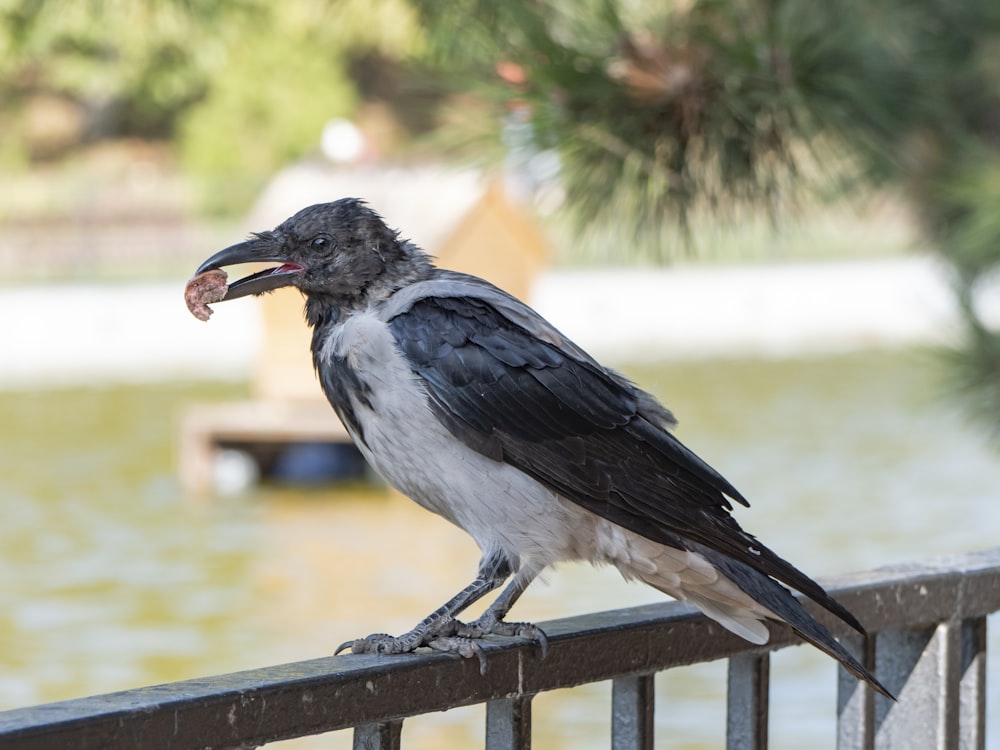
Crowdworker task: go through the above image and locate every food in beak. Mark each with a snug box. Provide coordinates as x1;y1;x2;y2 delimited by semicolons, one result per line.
185;269;229;321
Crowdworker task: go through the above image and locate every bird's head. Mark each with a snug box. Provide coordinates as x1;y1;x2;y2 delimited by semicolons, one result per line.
194;199;430;317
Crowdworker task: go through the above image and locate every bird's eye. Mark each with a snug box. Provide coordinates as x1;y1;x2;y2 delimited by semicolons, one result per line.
312;235;331;250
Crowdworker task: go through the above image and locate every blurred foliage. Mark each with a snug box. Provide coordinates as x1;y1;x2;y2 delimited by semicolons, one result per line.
0;0;422;213
177;0;420;176
412;0;1000;426
413;0;997;245
0;2;217;144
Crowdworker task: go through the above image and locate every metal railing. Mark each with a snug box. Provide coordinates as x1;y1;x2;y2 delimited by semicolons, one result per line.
1;548;997;750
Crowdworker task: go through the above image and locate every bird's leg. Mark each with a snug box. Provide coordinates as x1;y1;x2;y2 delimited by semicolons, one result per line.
450;569;548;655
336;551;513;659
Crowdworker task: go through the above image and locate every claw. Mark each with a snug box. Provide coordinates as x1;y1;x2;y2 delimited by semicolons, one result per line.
500;621;548;659
534;627;549;659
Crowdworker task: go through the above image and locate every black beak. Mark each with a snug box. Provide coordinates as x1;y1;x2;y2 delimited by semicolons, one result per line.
195;236;304;301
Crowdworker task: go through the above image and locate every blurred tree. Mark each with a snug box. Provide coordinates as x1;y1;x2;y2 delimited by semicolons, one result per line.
412;0;1000;427
0;1;224;155
0;0;421;209
176;0;420;185
413;0;953;244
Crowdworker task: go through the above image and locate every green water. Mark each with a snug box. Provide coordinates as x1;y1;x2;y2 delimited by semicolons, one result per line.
1;353;997;749
0;383;265;700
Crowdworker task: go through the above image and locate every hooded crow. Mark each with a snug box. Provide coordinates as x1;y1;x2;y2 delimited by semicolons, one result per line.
191;198;889;697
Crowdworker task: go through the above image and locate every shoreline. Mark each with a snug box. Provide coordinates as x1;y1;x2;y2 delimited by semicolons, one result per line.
0;255;972;389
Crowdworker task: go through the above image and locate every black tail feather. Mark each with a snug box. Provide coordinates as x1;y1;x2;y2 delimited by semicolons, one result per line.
698;547;895;700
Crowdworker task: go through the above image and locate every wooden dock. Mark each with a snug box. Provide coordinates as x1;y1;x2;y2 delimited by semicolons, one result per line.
178;400;353;494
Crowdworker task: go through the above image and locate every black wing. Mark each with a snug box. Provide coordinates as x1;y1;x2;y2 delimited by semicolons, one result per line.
387;288;862;632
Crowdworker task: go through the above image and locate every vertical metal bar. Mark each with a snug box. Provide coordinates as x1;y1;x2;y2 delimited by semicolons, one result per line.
486;695;533;750
869;622;962;750
959;617;987;750
353;720;403;750
938;620;964;750
837;633;876;750
611;673;655;750
874;625;933;749
726;652;769;750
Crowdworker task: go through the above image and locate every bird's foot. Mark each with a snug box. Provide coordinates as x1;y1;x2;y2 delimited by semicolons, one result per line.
335;619;492;673
453;611;549;658
334;613;546;675
334;615;477;659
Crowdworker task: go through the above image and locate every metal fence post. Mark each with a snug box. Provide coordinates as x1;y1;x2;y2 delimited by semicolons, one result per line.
486;695;533;750
611;673;655;750
837;633;876;750
353;720;403;750
959;617;987;750
871;622;962;750
727;652;769;750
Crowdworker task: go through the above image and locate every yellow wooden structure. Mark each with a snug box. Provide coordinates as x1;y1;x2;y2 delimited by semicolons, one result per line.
180;177;549;494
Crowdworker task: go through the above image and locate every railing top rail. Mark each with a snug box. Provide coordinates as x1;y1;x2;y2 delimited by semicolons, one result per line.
1;548;998;750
